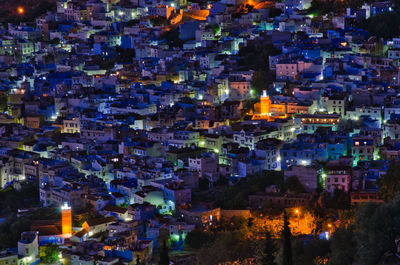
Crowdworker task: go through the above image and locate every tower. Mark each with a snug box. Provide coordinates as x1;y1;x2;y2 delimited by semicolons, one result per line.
61;202;72;237
260;90;271;115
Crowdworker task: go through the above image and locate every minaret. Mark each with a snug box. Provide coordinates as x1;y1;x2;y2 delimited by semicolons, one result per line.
61;202;72;237
260;90;271;115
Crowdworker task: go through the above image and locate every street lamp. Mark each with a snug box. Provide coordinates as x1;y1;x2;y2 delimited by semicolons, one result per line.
17;7;24;15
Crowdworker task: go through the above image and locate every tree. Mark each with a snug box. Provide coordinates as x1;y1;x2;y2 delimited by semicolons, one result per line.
284;176;306;194
328;225;356;265
0;214;31;248
196;230;254;265
159;240;170;265
251;70;275;95
378;161;400;201
269;7;282;18
163;28;184;48
355;198;400;265
260;230;277;265
215;171;284;209
116;46;136;63
325;189;350;210
357;12;400;39
290;238;330;265
50;37;61;45
308;0;368;16
238;43;280;96
281;211;293;265
0;94;7;112
41;243;60;264
185;230;214;249
198;177;210;191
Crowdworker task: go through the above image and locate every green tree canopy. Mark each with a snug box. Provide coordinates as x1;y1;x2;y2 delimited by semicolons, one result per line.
357;12;400;39
185;229;214;249
378;161;400;201
41;243;60;264
355;198;400;265
328;225;356;265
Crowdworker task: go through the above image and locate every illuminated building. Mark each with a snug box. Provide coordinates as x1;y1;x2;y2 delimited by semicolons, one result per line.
296;113;340;133
61;202;72;237
18;232;39;264
352;136;375;165
251;91;287;121
324;158;352;193
0;251;18;265
350;191;384;206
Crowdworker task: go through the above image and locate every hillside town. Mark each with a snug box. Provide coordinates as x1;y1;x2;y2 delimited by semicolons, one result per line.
1;0;400;264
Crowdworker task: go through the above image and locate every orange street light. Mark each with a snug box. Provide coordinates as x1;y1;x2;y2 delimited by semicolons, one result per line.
328;223;332;228
17;7;24;15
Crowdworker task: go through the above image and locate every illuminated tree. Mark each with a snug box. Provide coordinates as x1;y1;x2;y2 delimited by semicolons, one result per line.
41;243;59;264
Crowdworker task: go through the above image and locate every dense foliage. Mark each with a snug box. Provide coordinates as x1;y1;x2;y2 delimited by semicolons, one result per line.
0;184;58;248
0;183;39;214
308;0;375;16
215;171;284;209
328;225;356;265
378;161;400;201
357;12;400;39
238;44;280;95
259;230;278;265
41;244;60;264
281;212;293;265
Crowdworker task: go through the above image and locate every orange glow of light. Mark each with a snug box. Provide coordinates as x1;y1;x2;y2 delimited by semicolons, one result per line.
237;0;273;13
17;7;24;15
61;203;72;237
251;92;287;121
